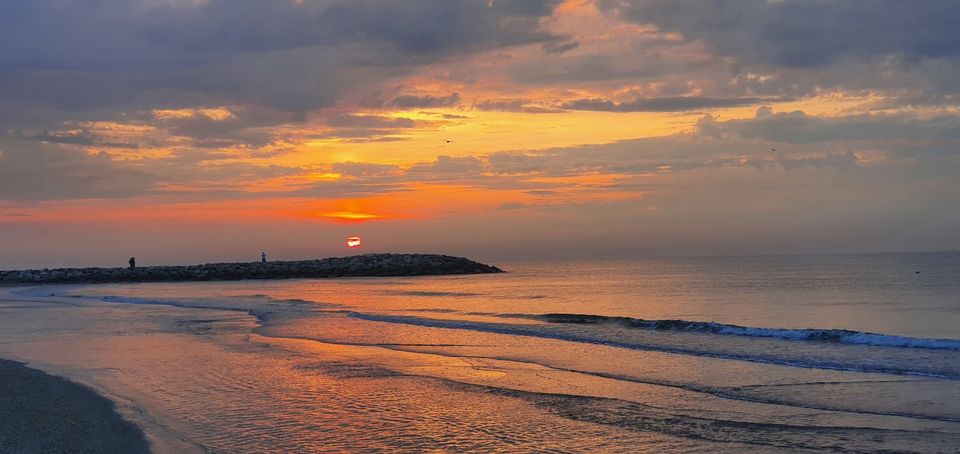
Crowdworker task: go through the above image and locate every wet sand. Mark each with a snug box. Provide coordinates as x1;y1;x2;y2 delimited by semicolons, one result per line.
0;358;150;454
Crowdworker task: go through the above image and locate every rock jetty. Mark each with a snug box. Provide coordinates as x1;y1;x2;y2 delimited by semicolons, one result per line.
0;254;503;285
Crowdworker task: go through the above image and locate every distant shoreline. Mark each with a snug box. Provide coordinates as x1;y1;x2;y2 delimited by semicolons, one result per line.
0;253;503;286
0;358;151;453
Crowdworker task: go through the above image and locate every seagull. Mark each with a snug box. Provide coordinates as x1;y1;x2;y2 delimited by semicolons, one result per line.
770;147;777;152
445;139;453;144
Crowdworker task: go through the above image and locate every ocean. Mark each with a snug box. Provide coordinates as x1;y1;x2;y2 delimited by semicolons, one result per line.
1;251;958;452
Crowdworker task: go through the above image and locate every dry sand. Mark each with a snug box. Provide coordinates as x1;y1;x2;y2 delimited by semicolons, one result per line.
0;358;150;454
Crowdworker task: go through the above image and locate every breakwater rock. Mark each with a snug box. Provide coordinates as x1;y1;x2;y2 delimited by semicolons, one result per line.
0;254;503;285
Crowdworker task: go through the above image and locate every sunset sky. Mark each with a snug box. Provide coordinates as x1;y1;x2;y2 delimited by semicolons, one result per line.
2;0;960;267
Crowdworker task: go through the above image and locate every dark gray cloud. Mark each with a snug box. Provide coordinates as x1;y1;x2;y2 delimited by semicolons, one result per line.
473;99;564;113
308;129;407;141
599;0;960;68
0;140;156;201
571;1;960;107
563;96;782;112
303;114;427;141
407;155;485;176
511;54;678;85
325;114;418;129
543;40;580;54
483;136;860;178
154;107;301;147
1;0;562;70
12;129;90;145
697;108;960;147
0;1;561;127
391;93;461;109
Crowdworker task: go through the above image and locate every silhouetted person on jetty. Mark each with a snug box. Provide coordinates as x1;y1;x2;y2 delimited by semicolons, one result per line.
261;252;267;263
128;257;136;269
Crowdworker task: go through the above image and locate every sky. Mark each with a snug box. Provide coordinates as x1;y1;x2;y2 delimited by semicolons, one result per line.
2;0;960;268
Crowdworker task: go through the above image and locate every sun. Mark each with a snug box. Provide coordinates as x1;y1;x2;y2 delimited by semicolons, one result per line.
346;236;362;248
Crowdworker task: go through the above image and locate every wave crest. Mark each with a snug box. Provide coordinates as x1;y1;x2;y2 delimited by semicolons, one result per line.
528;314;960;350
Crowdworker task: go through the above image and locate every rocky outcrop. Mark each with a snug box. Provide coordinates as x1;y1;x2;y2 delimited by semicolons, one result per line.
0;254;503;285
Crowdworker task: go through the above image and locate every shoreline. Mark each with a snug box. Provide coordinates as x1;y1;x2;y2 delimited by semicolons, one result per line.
0;253;503;285
0;358;151;454
1;259;958;452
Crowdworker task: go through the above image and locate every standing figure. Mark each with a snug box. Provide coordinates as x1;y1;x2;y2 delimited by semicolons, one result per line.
128;257;136;269
261;251;267;263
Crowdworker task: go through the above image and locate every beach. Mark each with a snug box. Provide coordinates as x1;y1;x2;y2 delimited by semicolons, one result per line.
0;359;149;454
1;253;959;452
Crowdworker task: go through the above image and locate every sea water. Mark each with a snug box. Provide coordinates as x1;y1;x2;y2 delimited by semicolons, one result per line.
1;252;958;452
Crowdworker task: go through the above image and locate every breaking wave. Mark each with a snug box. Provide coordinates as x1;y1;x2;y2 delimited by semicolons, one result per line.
348;312;960;378
523;313;960;351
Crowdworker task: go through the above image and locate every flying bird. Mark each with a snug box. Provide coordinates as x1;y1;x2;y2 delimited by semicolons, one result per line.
445;139;454;144
770;147;777;152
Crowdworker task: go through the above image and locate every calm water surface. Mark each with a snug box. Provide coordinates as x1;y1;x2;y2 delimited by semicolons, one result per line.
1;252;958;452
